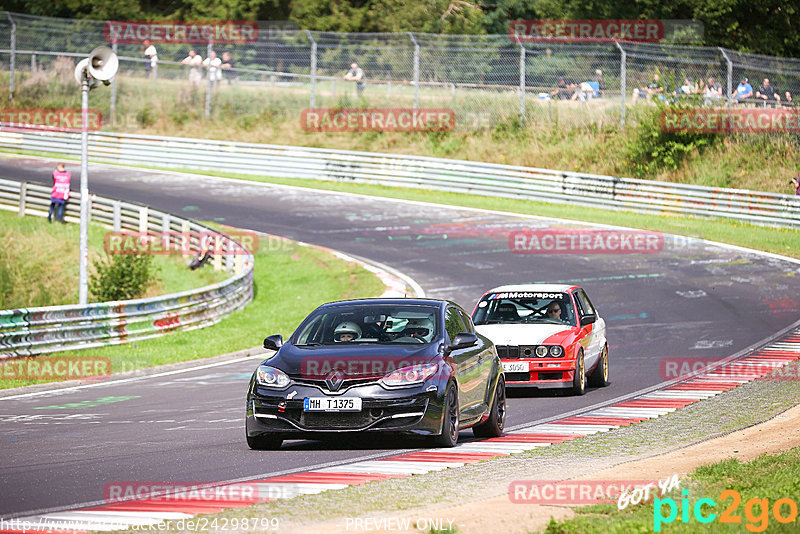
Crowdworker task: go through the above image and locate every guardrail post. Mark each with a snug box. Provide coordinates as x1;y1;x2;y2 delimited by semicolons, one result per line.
235;253;243;274
307;30;317;108
213;234;222;271
161;213;171;252
182;220;191;260
18;181;26;216
110;41;118;125
7;12;16;98
518;42;526;124
614;41;626;128
138;206;148;233
225;237;234;271
112;200;121;231
409;32;420;110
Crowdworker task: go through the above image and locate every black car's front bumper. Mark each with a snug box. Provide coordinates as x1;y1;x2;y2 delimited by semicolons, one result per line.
245;379;447;440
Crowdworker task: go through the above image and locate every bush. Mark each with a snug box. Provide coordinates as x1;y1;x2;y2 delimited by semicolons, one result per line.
89;254;155;301
625;104;721;178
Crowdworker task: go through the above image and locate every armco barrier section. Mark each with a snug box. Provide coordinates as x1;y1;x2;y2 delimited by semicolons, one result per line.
0;177;254;358
1;129;798;228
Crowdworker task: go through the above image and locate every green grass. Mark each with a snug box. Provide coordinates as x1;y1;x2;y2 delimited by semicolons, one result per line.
543;446;800;533
0;209;226;308
0;235;386;389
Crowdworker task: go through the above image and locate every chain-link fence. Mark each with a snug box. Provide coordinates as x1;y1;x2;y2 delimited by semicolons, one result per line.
1;11;799;132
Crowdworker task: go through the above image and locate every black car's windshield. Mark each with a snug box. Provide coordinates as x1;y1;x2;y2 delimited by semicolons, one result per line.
472;292;576;327
293;304;440;345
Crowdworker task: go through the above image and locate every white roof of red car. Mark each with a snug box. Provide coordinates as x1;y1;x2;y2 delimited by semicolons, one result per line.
482;283;577;295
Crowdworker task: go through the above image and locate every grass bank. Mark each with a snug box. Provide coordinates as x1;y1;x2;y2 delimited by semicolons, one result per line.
0;233;386;389
0;209;226;308
3;71;799;194
544;446;800;533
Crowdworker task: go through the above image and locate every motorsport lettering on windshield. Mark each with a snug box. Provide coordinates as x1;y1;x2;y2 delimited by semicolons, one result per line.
486;292;562;300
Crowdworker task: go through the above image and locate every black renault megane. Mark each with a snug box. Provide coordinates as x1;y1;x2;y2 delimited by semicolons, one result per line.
246;298;506;449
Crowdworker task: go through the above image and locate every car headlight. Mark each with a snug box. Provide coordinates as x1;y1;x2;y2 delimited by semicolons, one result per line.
549;346;564;357
535;346;549;357
256;365;291;388
381;363;439;388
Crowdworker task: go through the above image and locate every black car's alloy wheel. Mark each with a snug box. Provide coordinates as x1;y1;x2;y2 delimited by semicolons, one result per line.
432;384;459;447
473;377;505;438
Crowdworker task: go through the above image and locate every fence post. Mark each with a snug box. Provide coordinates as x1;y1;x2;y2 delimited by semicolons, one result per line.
31;52;36;72
110;42;118;126
615;41;626;128
18;181;26;216
112;200;121;231
307;30;317;108
518;43;526;124
205;42;213;118
7;12;15;98
409;32;420;109
719;47;733;107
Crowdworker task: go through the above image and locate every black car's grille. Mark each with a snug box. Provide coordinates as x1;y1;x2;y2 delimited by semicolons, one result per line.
496;345;538;359
280;400;428;430
291;377;379;391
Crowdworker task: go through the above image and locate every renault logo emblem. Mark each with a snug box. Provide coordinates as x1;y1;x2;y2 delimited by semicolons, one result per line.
325;370;344;392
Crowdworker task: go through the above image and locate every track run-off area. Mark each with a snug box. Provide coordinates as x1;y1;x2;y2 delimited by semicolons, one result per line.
2;154;800;525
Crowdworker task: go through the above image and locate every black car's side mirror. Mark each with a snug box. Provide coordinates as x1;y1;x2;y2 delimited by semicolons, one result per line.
448;332;478;351
580;315;597;327
263;334;283;351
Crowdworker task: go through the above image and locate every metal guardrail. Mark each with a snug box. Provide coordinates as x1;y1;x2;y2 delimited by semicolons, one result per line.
1;128;798;228
0;177;254;358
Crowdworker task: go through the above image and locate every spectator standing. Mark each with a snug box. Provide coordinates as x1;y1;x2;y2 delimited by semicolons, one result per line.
593;69;604;96
48;163;71;223
221;52;237;85
203;51;222;89
756;78;780;104
734;76;753;102
181;49;203;87
792;173;800;196
344;62;366;97
142;39;157;78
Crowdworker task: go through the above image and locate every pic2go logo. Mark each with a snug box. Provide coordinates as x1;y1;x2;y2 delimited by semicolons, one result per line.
654;489;798;532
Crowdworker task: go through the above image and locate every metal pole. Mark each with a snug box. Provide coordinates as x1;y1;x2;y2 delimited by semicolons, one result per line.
7;13;15;98
205;42;213;118
110;41;118;125
409;32;419;110
519;43;526;123
307;30;317;108
615;41;626;128
78;73;90;305
719;47;733;107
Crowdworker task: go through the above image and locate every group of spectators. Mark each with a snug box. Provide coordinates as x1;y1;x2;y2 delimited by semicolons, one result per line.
549;69;604;101
631;72;794;106
139;40;236;88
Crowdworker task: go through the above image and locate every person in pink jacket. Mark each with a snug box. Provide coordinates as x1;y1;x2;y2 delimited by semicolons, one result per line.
48;163;71;223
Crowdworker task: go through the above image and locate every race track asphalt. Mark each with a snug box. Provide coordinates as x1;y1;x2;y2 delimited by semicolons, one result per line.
2;156;799;517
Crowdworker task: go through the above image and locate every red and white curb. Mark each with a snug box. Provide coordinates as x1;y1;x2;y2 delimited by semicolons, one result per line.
7;329;799;532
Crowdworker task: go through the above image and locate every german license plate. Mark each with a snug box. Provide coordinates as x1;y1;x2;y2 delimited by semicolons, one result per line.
303;397;362;412
502;361;529;373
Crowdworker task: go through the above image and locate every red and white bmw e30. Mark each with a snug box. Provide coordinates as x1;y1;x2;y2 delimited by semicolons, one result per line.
471;284;608;395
